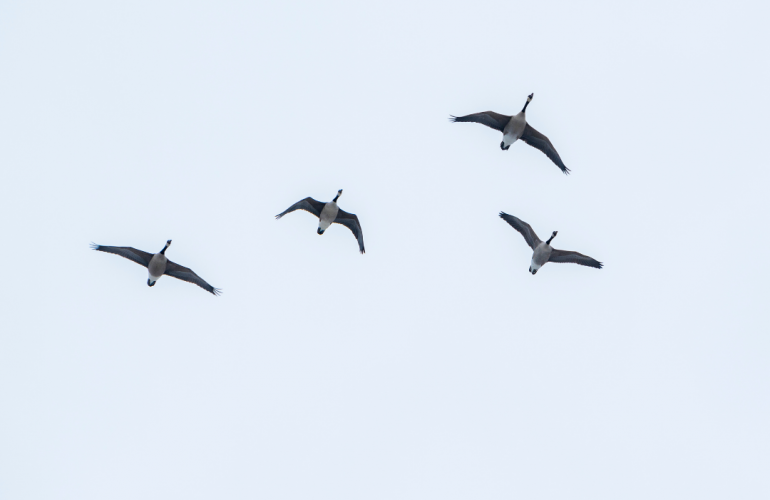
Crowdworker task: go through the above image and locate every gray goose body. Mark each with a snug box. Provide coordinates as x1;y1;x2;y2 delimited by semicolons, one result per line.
91;240;221;295
499;212;602;274
450;93;570;175
276;189;365;254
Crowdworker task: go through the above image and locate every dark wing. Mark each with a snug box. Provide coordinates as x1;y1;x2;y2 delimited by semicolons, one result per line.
548;249;603;269
449;111;511;132
91;243;153;268
333;209;365;254
275;197;325;219
499;212;541;250
164;260;221;295
520;123;570;174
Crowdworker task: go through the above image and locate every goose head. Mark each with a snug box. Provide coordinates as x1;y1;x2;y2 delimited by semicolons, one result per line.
332;189;343;202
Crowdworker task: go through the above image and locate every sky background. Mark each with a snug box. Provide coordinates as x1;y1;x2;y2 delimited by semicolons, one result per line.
1;0;769;499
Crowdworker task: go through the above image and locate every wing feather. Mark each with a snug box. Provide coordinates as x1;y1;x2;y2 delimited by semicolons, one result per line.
333;209;365;254
91;243;153;268
449;111;510;132
520;123;570;174
498;212;541;250
548;249;603;269
275;197;325;219
164;260;221;295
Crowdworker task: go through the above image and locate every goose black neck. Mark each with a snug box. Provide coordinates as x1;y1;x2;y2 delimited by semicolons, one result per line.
522;93;533;113
160;245;169;255
546;235;556;245
333;193;341;202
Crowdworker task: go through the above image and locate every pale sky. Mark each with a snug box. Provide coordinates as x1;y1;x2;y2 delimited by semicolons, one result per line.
1;1;769;499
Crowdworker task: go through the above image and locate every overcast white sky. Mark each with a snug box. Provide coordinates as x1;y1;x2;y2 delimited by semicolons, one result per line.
1;0;769;499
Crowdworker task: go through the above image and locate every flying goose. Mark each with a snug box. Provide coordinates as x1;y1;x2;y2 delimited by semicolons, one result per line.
91;240;221;295
276;189;365;254
450;93;570;174
499;212;602;274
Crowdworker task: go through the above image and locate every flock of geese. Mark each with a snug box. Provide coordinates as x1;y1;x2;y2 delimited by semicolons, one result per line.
92;93;602;296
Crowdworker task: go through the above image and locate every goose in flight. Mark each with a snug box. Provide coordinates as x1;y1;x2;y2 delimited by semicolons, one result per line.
91;240;221;295
499;212;602;274
450;93;570;174
276;189;365;254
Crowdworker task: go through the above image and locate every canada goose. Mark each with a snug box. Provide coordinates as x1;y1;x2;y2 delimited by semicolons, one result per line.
499;212;602;274
276;189;365;254
91;240;221;295
450;93;570;174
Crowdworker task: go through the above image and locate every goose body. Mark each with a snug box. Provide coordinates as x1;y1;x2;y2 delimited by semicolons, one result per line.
145;241;172;285
91;239;221;295
450;93;570;175
318;199;340;234
147;254;168;284
499;212;602;275
276;189;365;254
502;111;527;149
530;241;553;274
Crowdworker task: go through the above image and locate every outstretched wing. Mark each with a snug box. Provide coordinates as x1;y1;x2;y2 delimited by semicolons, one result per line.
499;212;541;250
91;243;153;268
449;111;511;132
333;209;365;254
164;260;221;295
275;197;325;219
548;249;603;269
520;123;570;174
